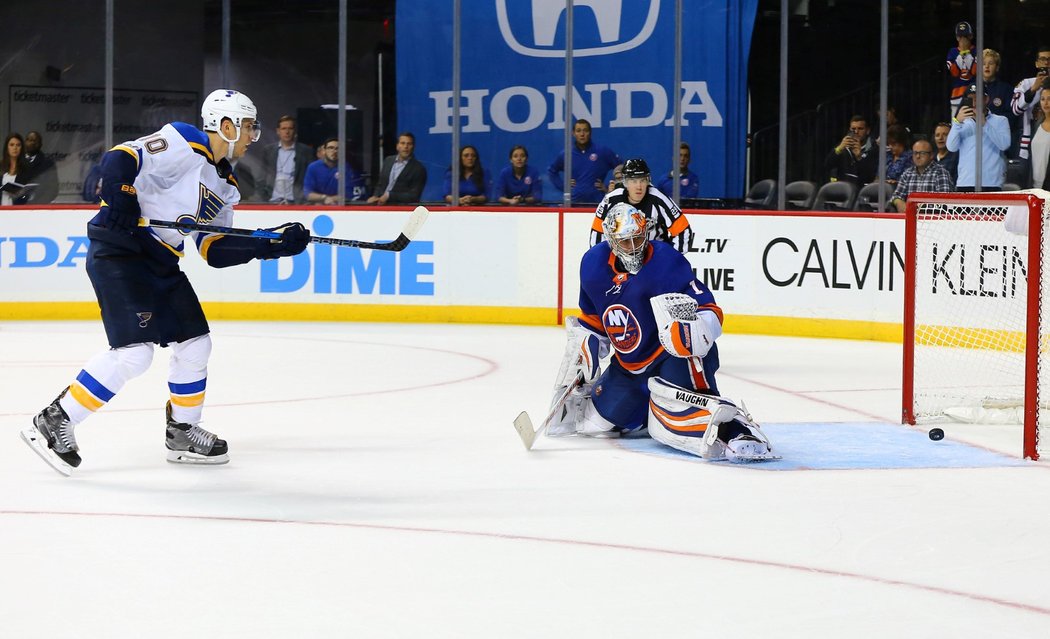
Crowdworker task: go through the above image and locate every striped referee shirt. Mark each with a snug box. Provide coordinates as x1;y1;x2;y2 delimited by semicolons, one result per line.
589;186;694;254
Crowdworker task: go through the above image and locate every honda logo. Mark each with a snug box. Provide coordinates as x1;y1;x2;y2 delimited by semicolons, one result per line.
496;0;660;58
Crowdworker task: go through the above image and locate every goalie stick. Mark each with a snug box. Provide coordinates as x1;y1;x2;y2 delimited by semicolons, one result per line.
512;372;584;451
139;205;430;252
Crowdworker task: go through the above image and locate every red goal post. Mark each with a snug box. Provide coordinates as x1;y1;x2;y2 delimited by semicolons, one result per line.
903;191;1049;460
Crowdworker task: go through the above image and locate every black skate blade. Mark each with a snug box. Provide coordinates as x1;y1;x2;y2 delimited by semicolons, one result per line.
166;449;230;465
20;427;74;477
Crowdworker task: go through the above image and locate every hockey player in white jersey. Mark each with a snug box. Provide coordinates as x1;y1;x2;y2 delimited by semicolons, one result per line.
21;89;311;476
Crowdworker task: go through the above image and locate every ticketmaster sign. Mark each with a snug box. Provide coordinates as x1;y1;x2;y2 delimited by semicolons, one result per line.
396;0;757;201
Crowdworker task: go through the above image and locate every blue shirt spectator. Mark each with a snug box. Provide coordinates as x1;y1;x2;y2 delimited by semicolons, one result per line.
655;142;700;199
443;145;488;206
947;87;1011;189
547;119;620;204
303;138;366;204
496;145;541;205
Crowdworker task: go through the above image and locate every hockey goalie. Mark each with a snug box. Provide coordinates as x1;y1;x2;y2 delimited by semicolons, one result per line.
544;202;778;463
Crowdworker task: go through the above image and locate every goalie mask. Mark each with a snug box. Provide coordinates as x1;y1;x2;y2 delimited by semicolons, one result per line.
602;202;652;274
201;89;261;148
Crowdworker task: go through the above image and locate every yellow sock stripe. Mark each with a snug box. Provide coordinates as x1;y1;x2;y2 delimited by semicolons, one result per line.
169;392;206;407
69;382;105;412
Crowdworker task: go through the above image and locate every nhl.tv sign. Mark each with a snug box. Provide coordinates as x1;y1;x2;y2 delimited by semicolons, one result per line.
396;0;757;201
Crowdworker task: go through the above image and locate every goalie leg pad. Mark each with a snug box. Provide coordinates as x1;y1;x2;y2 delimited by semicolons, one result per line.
647;377;733;459
646;377;777;461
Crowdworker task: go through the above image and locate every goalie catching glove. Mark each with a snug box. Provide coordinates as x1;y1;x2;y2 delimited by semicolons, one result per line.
650;293;722;359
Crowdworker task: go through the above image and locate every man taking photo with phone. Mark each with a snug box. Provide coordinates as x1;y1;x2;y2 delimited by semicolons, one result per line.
824;114;878;186
1011;45;1050;161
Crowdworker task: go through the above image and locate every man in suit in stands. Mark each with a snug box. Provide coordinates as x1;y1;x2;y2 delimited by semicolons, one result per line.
367;132;427;205
22;131;59;203
255;115;314;204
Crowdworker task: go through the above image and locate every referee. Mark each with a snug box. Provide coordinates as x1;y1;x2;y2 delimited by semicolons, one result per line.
589;158;694;254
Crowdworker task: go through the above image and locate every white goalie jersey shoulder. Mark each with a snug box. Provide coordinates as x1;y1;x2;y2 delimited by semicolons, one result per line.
650;293;722;358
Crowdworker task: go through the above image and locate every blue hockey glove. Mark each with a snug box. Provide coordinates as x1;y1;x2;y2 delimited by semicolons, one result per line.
257;222;311;258
101;182;142;231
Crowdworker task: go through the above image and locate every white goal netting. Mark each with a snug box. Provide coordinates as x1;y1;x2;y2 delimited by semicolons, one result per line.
905;192;1050;460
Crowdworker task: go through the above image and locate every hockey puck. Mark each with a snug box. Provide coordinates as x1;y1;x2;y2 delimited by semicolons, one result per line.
928;428;944;441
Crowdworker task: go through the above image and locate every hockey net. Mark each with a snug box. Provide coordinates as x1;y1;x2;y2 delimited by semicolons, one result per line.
903;191;1050;460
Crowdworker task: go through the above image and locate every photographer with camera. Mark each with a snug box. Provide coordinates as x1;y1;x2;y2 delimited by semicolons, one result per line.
824;114;878;186
1010;46;1050;161
948;83;1011;191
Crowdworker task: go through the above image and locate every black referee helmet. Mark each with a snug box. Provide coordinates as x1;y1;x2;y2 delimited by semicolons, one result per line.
622;158;651;180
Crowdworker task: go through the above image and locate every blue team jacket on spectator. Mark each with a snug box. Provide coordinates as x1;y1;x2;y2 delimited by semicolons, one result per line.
495;165;541;201
443;170;488;200
656;170;700;199
548;141;621;204
303;160;367;201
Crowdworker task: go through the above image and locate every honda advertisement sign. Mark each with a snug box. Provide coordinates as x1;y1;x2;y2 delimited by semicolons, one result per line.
396;0;758;202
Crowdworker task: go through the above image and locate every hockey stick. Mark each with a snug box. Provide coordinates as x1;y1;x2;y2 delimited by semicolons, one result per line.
512;372;584;451
139;205;429;251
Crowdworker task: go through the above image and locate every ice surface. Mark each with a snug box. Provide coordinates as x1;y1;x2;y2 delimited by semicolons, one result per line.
1;321;1047;637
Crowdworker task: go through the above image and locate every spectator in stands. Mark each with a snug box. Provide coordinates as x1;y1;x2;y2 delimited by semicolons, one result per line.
2;133;29;206
257;115;314;204
890;138;953;212
824;114;878;186
948;84;1011;191
874;106;910;144
547;119;621;204
1028;87;1050;189
607;163;624;193
368;132;427;205
1011;45;1050;161
304;137;366;205
947;21;977;115
884;125;914;185
495;145;541;205
982;49;1015;124
443;145;488;206
656;142;700;199
933;122;959;185
21;131;59;203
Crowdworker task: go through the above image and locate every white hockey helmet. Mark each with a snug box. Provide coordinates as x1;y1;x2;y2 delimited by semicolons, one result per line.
201;89;261;143
602;202;652;274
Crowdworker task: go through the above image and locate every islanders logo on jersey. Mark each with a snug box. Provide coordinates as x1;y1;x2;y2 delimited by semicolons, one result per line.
602;304;642;353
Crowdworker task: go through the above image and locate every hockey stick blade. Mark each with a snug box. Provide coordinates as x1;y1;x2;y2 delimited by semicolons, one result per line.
513;411;538;451
512;373;584;451
139;205;430;252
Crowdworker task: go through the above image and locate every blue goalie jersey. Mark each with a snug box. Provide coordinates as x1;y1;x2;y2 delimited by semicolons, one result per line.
577;240;722;375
